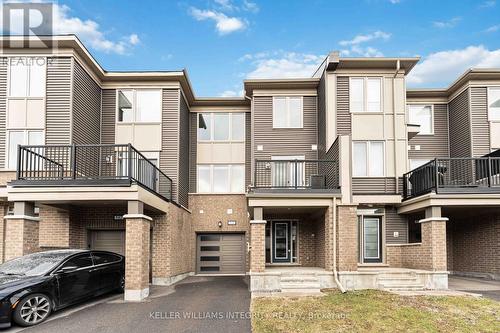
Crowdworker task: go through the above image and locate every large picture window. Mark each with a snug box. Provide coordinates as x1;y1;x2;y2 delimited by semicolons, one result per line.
197;164;245;193
488;87;500;121
8;57;46;98
197;113;245;142
408;105;433;134
349;77;382;113
117;89;161;123
353;141;385;177
272;96;303;128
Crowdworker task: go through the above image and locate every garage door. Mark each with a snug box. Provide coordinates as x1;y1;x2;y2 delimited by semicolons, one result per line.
89;230;125;256
197;234;245;274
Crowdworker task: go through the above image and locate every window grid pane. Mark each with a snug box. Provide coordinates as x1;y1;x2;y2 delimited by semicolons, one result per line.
231;165;245;193
273;97;287;128
366;78;381;112
29;61;46;97
213;113;230;141
135;90;161;122
488;88;500;121
118;90;134;122
369;142;384;176
9;59;28;97
353;142;367;177
213;166;230;193
288;97;303;127
197;166;211;193
198;113;212;140
231;113;245;141
350;78;364;112
409;105;433;134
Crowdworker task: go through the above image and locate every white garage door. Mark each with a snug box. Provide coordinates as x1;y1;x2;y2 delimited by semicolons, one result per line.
89;230;125;256
196;233;245;274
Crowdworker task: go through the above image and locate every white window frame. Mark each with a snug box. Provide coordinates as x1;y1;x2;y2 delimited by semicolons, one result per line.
272;96;303;129
352;141;386;177
6;129;45;170
408;104;434;135
196;164;246;193
197;112;246;142
349;77;383;113
116;89;162;124
487;87;500;122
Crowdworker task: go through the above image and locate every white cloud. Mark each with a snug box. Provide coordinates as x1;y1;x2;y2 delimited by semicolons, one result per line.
220;89;243;97
433;17;461;28
242;0;259;13
214;0;259;13
244;52;325;79
339;31;391;46
407;45;500;86
0;3;140;54
189;7;247;35
479;1;496;8
389;0;401;3
338;31;390;57
214;0;237;11
485;24;500;32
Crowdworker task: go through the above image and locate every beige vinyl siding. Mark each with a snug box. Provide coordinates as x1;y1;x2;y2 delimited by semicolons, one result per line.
0;58;6;168
100;89;116;144
177;94;189;207
448;89;472;158
408;104;449;160
352;178;398;194
317;73;326;158
245;112;251;188
160;89;180;203
253;96;318;160
470;87;490;157
46;57;72;145
385;206;408;244
72;60;101;144
189;112;197;192
336;76;351;135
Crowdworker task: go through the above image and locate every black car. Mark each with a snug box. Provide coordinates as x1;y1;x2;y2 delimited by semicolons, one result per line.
0;249;125;328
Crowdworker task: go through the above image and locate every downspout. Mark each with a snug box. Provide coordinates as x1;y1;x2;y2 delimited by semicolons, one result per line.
393;60;400;194
332;198;346;293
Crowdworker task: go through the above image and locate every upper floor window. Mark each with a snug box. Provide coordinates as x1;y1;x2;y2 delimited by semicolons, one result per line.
408;105;433;135
353;141;385;177
273;96;303;128
197;164;245;193
117;89;161;123
198;113;245;141
349;77;382;113
8;57;46;97
488;87;500;121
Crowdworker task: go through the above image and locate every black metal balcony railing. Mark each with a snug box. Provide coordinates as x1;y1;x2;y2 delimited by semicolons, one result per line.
403;157;500;200
15;144;173;201
253;159;339;190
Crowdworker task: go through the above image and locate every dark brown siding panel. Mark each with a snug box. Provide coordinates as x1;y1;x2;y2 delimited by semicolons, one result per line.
336;76;351;135
408;104;449;160
253;96;318;160
177;94;189;207
352;178;397;194
470;87;490;157
385;207;408;244
189;112;197;193
72;61;101;144
160;89;179;203
46;57;72;145
317;74;326;158
245;112;251;188
0;59;6;168
448;89;471;158
101;90;116;144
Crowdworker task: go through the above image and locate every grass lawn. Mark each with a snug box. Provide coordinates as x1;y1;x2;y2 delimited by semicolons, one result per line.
251;290;500;333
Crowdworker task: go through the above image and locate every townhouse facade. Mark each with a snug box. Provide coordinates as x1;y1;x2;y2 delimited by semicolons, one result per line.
0;36;498;300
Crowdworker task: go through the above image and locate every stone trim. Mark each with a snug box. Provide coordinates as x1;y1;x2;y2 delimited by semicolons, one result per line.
124;288;149;302
417;217;449;223
123;214;153;221
250;219;266;224
3;215;40;222
152;272;194;286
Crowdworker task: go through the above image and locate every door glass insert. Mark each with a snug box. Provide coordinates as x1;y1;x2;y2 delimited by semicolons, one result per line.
274;223;288;259
363;217;380;259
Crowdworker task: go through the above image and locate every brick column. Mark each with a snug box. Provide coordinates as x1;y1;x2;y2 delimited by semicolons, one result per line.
336;204;358;271
123;201;151;301
250;207;266;273
323;204;334;270
419;207;448;271
4;202;39;261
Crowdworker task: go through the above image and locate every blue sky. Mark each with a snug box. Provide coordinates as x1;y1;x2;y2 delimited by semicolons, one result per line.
3;0;500;97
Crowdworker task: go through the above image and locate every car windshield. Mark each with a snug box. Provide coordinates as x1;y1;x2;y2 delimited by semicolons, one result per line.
0;251;76;277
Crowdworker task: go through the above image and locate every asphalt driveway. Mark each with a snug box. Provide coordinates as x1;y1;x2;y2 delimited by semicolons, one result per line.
15;276;251;333
449;276;500;301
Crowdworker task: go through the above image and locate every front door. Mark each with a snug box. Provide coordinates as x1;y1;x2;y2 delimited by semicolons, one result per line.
272;222;291;263
362;217;382;263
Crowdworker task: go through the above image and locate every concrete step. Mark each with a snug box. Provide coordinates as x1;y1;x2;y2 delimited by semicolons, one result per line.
278;288;323;294
378;276;419;282
281;276;319;283
382;286;425;291
281;282;321;289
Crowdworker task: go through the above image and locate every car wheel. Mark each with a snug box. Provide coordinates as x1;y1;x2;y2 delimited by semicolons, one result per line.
13;293;52;327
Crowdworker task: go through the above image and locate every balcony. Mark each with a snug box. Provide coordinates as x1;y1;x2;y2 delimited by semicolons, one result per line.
12;144;173;202
403;157;500;200
252;159;339;193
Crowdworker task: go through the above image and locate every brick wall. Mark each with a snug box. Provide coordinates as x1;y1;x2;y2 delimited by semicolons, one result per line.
39;206;70;248
125;217;150;291
0;171;16;186
336;205;358;271
250;222;265;272
4;218;39;261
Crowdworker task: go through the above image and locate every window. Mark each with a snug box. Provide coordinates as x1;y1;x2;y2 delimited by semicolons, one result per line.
273;96;303;128
62;254;93;269
488;87;500;121
8;57;46;97
197;164;245;193
408;105;433;134
353;141;385;177
349;77;382;113
7;130;44;169
197;113;245;141
117;89;161;122
410;159;430;170
92;253;121;265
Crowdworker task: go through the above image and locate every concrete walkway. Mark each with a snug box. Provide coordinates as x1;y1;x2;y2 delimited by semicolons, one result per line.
16;276;251;333
449;276;500;301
